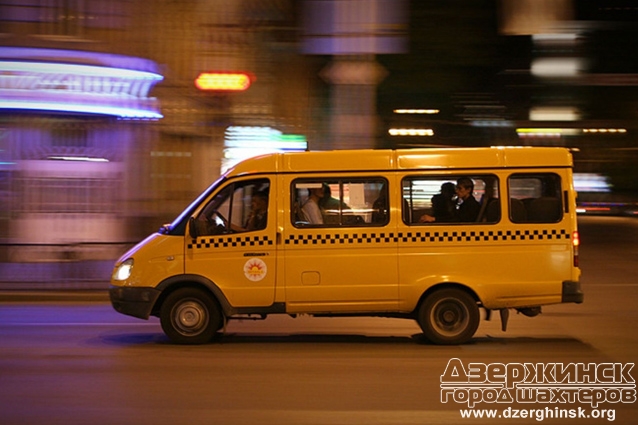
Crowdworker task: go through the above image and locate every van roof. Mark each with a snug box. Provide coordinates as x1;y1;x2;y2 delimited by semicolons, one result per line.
226;147;573;176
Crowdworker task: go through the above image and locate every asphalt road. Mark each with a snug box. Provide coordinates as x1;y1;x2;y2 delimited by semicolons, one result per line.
0;215;637;425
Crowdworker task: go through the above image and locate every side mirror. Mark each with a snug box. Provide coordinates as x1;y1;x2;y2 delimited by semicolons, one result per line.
188;216;199;239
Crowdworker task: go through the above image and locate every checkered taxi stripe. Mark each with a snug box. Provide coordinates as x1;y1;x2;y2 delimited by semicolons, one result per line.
187;229;570;250
286;232;396;245
285;228;570;245
189;235;273;250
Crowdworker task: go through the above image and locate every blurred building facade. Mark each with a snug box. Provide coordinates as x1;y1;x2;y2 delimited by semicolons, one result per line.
0;0;635;287
378;0;638;198
497;0;638;198
0;0;315;286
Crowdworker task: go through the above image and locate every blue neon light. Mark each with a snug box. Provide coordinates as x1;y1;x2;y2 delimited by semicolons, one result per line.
0;51;164;119
0;61;163;80
0;100;162;119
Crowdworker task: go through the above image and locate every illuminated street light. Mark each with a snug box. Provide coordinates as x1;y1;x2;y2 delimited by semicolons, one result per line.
195;72;253;91
393;109;440;114
583;128;627;134
516;128;580;137
531;58;586;78
389;128;434;136
517;128;628;138
530;107;581;121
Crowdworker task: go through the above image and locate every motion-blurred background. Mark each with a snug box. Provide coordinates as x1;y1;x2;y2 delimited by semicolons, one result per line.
0;0;636;287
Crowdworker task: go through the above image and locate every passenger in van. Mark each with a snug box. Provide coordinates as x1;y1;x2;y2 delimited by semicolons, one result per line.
420;178;480;223
424;182;456;223
320;183;349;224
301;186;324;224
372;187;388;223
454;177;481;222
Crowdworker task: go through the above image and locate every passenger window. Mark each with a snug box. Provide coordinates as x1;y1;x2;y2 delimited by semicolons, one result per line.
402;175;500;225
508;174;562;223
193;179;270;236
292;178;388;227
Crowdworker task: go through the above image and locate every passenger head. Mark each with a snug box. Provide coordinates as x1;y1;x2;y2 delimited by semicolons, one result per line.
309;187;324;200
322;183;332;198
441;182;456;197
455;177;474;200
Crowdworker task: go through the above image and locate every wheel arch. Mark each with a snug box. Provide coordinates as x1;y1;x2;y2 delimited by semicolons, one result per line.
151;274;231;318
415;282;482;316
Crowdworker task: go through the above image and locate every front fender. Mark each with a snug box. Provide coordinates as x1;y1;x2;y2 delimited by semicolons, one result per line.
155;274;235;316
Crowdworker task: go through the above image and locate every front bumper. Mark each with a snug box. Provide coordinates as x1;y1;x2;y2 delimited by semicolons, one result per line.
562;280;584;304
109;285;162;319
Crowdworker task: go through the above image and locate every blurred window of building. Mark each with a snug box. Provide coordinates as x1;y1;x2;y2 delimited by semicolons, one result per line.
52;125;88;148
0;170;9;219
0;0;131;37
16;174;119;214
499;0;573;35
302;0;408;54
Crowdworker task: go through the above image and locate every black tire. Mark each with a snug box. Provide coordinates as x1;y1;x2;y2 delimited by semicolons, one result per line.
160;287;223;344
417;288;479;345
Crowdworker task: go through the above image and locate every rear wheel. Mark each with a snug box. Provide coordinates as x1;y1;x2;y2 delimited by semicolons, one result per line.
160;287;222;344
417;288;479;345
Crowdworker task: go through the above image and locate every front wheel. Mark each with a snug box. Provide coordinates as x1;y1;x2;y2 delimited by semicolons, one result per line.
417;288;479;345
160;288;223;344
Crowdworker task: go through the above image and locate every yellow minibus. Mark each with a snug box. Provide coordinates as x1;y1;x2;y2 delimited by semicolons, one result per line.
110;147;583;344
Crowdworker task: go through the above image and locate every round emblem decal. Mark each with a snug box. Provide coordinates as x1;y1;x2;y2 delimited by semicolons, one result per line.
243;258;267;281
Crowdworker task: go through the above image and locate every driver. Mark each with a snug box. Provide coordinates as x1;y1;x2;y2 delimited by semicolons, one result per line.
241;190;268;231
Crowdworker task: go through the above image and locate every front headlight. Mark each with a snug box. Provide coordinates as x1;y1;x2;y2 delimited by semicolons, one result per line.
113;258;134;281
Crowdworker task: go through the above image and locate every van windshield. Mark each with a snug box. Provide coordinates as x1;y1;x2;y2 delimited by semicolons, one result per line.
160;176;226;236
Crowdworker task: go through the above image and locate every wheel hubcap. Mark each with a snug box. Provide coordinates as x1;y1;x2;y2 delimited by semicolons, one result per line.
432;299;468;336
173;300;208;336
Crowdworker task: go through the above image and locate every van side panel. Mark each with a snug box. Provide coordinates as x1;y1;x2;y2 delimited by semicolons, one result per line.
281;174;400;314
397;168;576;311
397;228;570;310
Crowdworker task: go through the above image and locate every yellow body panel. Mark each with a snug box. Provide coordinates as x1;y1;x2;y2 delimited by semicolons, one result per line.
111;233;184;288
186;228;277;307
228;147;573;176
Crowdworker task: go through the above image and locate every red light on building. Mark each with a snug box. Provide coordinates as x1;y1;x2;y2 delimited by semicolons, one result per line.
195;72;253;91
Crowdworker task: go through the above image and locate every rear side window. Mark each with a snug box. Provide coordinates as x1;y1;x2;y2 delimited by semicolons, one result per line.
292;178;388;227
508;173;563;223
402;175;500;225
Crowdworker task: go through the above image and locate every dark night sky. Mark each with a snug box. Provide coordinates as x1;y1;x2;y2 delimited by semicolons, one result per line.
375;0;638;145
367;0;638;190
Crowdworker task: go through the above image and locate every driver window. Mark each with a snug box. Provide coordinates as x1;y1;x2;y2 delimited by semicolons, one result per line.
194;179;270;236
